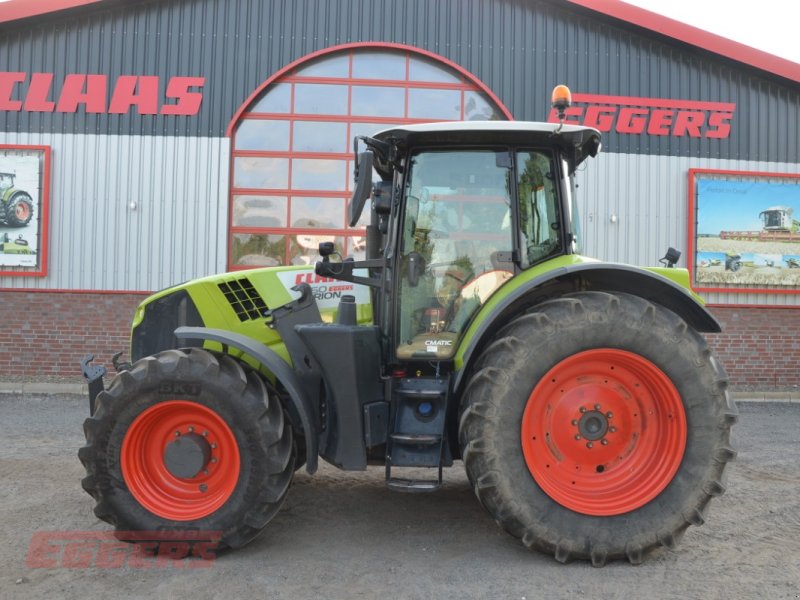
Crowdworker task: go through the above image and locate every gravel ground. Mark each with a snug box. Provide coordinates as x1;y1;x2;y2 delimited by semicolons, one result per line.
1;394;799;600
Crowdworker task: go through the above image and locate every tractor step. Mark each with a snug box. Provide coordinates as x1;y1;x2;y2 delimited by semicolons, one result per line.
385;377;449;492
390;433;440;445
386;477;441;493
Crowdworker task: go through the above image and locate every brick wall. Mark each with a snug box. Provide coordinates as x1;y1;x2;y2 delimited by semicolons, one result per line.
0;292;146;382
0;291;798;390
705;306;800;391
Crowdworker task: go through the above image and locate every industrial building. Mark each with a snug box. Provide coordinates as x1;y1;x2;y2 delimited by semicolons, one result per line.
0;0;798;388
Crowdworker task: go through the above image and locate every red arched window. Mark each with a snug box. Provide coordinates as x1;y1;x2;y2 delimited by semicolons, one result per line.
228;43;511;269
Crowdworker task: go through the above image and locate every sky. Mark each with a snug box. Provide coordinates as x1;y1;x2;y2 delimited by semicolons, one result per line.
623;0;800;64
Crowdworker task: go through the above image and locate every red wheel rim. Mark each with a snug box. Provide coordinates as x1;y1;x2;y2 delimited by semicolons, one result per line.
121;400;240;521
15;202;30;221
521;349;687;516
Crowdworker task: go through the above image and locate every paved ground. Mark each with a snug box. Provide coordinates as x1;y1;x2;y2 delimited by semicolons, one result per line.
1;394;798;600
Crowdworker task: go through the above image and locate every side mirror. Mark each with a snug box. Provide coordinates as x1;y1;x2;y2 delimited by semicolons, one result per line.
348;150;374;227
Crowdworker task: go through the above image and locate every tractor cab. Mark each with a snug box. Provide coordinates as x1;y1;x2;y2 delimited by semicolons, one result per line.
759;206;794;231
0;172;15;192
329;120;601;365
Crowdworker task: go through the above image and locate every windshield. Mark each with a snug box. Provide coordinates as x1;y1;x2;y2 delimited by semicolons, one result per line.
395;148;562;361
396;149;515;360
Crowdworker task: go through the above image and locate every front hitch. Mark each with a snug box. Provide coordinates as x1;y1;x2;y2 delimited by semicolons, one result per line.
80;355;106;416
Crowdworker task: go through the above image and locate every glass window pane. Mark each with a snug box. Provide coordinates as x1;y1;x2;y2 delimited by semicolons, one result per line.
292;159;347;191
290;235;344;266
351;86;405;117
291;197;344;229
347;235;368;260
352;51;406;80
408;88;461;119
348;122;402;151
235;120;290;151
464;91;504;121
296;54;349;78
409;56;461;83
232;233;286;267
233;157;289;189
294;83;348;115
251;83;291;113
293;121;348;153
517;151;561;267
232;195;288;227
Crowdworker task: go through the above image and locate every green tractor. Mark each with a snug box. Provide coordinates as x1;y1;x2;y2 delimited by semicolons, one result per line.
0;172;34;227
0;232;35;254
80;87;736;565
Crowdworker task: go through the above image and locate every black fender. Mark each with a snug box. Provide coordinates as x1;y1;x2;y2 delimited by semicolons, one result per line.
175;326;318;474
453;262;721;394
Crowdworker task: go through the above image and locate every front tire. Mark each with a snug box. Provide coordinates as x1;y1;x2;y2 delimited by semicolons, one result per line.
459;292;737;565
79;348;295;551
5;193;34;227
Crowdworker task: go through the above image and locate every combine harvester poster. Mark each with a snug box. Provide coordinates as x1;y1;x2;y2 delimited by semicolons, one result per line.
690;169;800;292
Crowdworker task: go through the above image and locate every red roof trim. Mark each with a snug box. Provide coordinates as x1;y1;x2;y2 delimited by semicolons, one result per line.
1;0;797;83
566;0;800;83
0;0;106;23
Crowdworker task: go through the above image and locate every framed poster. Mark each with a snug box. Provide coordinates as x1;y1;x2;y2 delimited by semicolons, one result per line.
0;145;50;277
689;169;800;294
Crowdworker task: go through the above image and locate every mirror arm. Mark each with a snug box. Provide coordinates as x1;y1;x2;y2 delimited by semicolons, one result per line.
315;258;386;289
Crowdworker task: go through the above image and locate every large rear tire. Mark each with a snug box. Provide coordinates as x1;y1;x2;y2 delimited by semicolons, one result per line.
5;193;34;227
79;348;295;551
459;291;737;565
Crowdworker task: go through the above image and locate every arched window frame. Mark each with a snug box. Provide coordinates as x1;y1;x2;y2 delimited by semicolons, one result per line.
226;42;513;270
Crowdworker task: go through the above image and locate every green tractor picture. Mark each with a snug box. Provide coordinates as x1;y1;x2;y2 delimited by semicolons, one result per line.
0;232;35;254
786;257;800;269
0;172;34;227
79;86;736;565
725;253;743;272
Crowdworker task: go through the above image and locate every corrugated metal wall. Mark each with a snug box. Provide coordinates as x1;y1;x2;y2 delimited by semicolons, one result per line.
0;133;229;290
577;153;800;305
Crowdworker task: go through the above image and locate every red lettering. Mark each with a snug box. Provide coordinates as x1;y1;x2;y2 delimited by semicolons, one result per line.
23;73;56;112
583;105;616;131
647;109;674;136
673;110;705;137
190;540;220;564
95;541;130;568
61;541;97;568
547;106;584;124
108;75;159;115
127;542;158;568
706;111;733;138
56;74;108;113
616;107;648;134
161;76;205;115
25;532;61;568
0;72;25;111
156;541;191;564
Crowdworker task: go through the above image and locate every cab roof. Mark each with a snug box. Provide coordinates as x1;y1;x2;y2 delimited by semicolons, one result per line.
372;121;602;173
